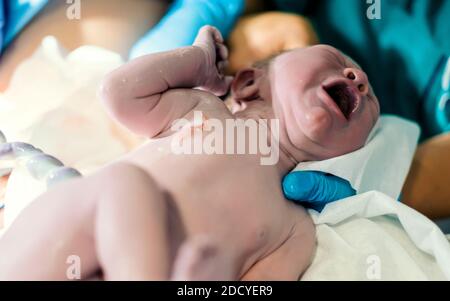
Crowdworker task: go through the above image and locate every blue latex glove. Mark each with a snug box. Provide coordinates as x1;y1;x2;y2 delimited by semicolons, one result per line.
0;0;48;52
283;171;356;212
129;0;244;59
0;0;5;53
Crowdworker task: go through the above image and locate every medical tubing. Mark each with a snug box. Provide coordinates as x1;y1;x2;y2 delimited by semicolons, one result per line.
0;130;82;189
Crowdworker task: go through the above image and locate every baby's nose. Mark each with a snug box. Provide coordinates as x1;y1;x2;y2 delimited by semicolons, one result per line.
344;68;369;95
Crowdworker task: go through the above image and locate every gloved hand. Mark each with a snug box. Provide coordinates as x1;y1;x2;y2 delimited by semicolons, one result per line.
283;171;356;212
0;0;48;52
129;0;244;59
0;0;4;54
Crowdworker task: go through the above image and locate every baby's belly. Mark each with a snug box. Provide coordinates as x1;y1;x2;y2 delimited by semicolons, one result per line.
120;138;292;261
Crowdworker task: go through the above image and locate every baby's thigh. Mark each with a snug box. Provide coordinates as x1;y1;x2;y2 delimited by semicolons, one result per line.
26;162;161;229
0;162;164;279
95;160;162;190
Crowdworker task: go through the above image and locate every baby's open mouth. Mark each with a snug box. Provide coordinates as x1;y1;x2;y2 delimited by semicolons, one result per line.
324;83;359;120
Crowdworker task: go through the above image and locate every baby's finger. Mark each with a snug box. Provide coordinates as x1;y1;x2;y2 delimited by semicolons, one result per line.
216;43;229;61
217;60;229;75
194;26;214;46
197;26;222;44
214;75;234;97
224;76;234;90
211;27;224;44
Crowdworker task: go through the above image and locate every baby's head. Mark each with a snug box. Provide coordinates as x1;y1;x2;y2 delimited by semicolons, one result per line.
229;45;380;163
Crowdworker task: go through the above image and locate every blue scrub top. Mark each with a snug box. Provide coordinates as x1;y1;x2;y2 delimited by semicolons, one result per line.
275;0;450;139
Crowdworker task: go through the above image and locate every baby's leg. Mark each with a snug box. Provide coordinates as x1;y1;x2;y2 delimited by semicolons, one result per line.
0;163;172;280
93;163;173;280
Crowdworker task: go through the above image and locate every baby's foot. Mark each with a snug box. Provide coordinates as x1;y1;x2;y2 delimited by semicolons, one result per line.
171;236;234;281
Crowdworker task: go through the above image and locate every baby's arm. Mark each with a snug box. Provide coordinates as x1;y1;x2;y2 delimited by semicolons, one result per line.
100;26;232;137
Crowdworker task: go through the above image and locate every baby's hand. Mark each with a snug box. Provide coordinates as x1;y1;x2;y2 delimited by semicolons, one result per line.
194;26;233;96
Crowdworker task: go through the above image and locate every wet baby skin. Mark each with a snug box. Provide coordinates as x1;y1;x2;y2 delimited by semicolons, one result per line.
0;26;379;280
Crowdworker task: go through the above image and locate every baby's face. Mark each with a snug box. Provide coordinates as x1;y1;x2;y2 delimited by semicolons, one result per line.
269;45;380;160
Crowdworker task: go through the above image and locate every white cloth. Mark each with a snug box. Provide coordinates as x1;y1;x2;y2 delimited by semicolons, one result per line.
1;37;449;280
303;192;450;280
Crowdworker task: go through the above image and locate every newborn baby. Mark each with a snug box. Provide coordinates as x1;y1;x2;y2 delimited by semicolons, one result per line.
0;26;379;280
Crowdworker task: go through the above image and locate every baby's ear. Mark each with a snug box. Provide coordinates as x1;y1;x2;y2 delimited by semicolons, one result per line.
231;68;264;103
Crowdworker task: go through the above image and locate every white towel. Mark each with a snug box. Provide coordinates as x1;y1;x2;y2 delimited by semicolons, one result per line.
303;192;450;280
